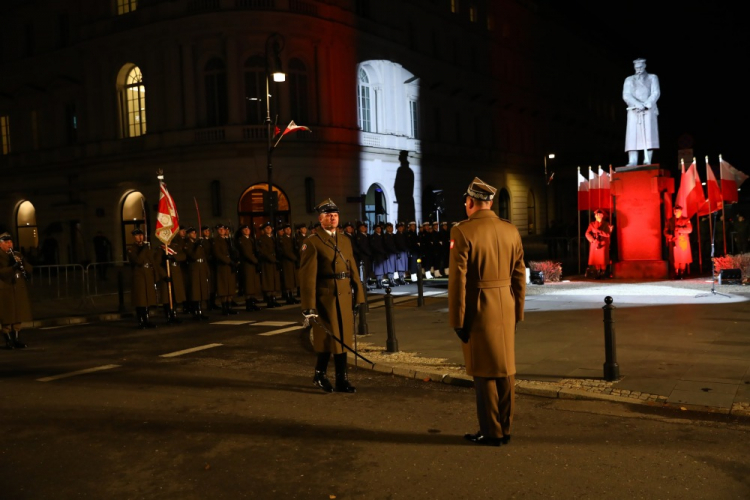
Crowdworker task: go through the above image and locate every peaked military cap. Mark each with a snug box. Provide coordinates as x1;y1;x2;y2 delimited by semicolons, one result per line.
343;221;353;228
131;228;144;235
239;224;251;230
357;221;367;228
408;221;416;225
594;208;606;215
396;222;405;227
201;225;210;231
0;232;12;241
215;223;227;229
465;176;497;201
294;223;306;230
186;227;197;233
673;205;683;211
385;222;394;227
315;198;339;214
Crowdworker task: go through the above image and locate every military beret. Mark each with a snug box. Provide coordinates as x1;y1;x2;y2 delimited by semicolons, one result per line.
315;198;339;214
464;176;497;201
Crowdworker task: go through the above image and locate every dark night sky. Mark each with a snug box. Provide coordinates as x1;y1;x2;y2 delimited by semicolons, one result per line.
545;1;748;173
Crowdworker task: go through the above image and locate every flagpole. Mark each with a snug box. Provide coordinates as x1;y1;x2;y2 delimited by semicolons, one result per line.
609;164;615;273
577;166;581;275
718;154;728;255
157;174;175;314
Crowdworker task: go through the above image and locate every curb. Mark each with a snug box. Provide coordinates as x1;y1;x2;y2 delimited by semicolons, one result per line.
352;361;750;418
25;312;132;329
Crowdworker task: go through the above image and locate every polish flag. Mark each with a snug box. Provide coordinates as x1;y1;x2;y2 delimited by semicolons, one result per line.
719;156;748;204
272;120;312;148
577;169;589;211
675;160;705;219
698;159;723;215
598;166;611;210
588;167;601;210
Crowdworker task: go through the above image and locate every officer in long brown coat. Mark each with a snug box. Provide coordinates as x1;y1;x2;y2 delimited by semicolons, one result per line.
0;233;33;349
126;228;159;329
238;224;262;311
184;227;210;320
278;224;301;305
449;177;526;447
256;222;281;308
153;233;187;325
300;199;365;393
213;224;239;315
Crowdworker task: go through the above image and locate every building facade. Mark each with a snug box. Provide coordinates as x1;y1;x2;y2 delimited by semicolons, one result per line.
0;0;623;264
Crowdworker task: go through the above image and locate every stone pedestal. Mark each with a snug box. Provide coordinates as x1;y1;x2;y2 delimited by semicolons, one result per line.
611;165;674;279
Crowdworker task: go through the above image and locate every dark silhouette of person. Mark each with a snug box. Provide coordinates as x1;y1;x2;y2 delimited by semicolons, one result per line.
394;150;416;224
93;231;113;280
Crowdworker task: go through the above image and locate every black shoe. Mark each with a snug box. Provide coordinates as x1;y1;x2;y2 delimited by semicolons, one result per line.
463;432;502;447
245;299;261;312
397;278;407;285
267;296;281;308
4;332;15;350
313;371;334;393
335;378;357;393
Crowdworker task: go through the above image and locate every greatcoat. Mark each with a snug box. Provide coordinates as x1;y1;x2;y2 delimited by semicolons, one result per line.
184;238;210;301
623;72;660;151
256;233;281;293
299;230;365;354
448;210;526;378
213;236;237;297
155;237;187;305
664;216;693;266
585;220;612;268
127;242;158;307
0;250;33;325
278;234;299;290
238;235;261;298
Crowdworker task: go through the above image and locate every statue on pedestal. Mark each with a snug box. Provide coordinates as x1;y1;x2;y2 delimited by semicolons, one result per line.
623;58;660;166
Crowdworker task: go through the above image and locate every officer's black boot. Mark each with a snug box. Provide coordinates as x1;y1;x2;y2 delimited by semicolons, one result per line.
143;308;157;329
313;353;334;393
136;307;148;329
245;298;261;312
164;305;181;324
194;301;209;321
267;295;281;308
334;353;356;393
224;301;238;315
3;332;14;350
11;330;27;349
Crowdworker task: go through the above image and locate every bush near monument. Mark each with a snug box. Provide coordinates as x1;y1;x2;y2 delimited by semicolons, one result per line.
529;261;563;282
712;254;750;282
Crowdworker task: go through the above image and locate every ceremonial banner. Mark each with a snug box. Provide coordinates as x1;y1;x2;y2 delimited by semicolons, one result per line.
155;180;179;250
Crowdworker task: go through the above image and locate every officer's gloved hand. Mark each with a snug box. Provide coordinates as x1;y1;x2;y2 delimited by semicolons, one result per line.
302;309;318;328
454;328;469;344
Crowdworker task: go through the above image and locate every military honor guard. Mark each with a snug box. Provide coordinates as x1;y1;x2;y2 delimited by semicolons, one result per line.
449;177;526;447
354;221;374;290
154;231;187;324
278;224;301;305
394;222;409;285
664;205;692;279
585;209;613;279
126;228;159;329
383;222;399;287
406;221;420;278
0;233;33;349
370;223;387;288
184;227;211;320
300;199;366;393
212;224;239;315
256;222;282;308
238;224;262;311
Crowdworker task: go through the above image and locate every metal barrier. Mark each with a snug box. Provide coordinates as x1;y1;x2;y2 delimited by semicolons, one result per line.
30;264;86;299
85;261;130;297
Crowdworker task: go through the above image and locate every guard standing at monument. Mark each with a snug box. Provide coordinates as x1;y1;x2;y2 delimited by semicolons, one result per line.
184;227;210;320
0;232;33;349
238;224;262;311
623;58;660;166
257;222;282;308
664;205;692;279
585;209;613;279
127;228;158;329
300;199;366;393
449;177;526;447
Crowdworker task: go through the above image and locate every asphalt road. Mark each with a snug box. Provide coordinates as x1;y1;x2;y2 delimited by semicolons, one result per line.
2;309;749;500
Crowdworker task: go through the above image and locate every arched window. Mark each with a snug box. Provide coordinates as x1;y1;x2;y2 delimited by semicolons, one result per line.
238;183;291;235
527;190;536;235
121;65;146;137
15;201;38;252
244;55;265;125
365;183;388;227
357;68;372;132
288;58;309;124
498;188;510;221
205;58;228;127
121;191;148;254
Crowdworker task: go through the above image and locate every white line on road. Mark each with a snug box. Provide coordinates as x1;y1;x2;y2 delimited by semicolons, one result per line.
258;326;304;336
210;320;255;325
253;321;298;327
37;364;121;382
159;343;223;358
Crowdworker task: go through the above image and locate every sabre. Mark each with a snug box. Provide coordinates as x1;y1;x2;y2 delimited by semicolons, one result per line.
306;315;374;365
194;197;202;238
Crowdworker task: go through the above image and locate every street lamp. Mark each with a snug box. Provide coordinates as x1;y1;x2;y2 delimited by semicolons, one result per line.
265;33;286;232
544;153;555;177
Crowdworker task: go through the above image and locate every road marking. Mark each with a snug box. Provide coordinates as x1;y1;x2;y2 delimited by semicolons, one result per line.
40;323;90;330
37;364;121;382
253;321;297;327
210;320;255;325
159;343;223;358
259;326;304;336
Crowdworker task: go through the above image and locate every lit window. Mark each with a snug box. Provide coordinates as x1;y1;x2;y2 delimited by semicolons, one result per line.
450;0;459;14
469;5;477;22
357;68;372;132
118;0;138;15
1;115;10;155
410;101;420;139
125;66;146;137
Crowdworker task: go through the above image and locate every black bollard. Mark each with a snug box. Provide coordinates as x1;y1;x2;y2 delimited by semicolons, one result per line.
384;287;399;352
357;300;369;335
602;296;620;381
117;269;127;314
416;258;424;307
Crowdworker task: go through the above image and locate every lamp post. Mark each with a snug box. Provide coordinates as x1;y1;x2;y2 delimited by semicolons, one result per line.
265;33;286;232
544;153;555;243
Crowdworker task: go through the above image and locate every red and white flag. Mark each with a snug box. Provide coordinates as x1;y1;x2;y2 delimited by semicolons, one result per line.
719;156;748;204
155;180;179;249
675;159;705;219
577;169;589;211
598;166;612;210
698;159;723;215
272;120;312;148
588;167;601;210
